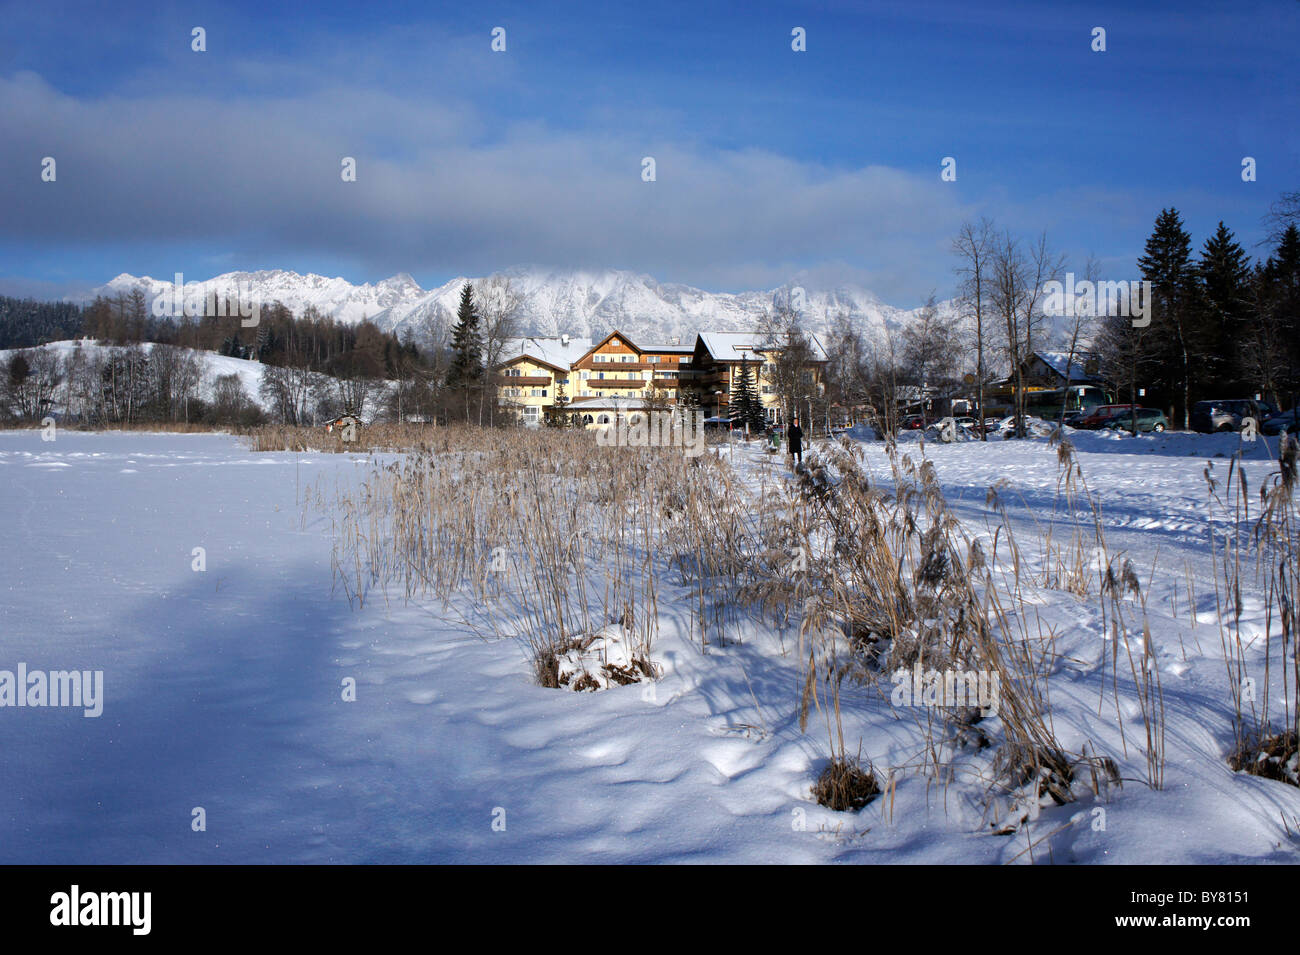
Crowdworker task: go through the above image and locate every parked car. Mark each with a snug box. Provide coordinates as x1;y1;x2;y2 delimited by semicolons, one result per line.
1102;408;1169;434
1190;399;1261;433
1262;408;1300;436
924;416;978;439
1073;404;1139;430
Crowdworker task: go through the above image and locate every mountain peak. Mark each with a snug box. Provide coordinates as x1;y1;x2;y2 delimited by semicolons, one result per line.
88;266;948;348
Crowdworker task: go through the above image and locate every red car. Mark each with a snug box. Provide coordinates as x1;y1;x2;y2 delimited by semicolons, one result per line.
1073;404;1138;430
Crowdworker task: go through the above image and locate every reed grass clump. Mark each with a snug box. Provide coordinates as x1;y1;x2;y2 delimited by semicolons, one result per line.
314;425;732;689
813;756;880;812
1218;433;1300;787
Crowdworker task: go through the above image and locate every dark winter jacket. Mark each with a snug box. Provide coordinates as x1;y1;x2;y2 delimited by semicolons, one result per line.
787;424;803;454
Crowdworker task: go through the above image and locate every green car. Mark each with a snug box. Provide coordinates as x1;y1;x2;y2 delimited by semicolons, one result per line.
1102;408;1168;433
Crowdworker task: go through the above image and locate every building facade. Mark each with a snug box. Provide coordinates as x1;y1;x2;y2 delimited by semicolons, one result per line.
496;329;827;430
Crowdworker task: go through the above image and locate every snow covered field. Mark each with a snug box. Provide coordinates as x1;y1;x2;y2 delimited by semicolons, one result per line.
2;427;1298;863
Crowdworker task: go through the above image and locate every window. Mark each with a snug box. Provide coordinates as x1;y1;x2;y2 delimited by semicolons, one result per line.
583;415;593;425
523;406;539;417
506;369;521;377
598;414;610;424
647;355;659;364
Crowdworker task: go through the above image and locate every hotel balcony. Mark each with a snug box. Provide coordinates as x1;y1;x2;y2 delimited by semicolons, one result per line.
496;375;553;386
586;377;646;388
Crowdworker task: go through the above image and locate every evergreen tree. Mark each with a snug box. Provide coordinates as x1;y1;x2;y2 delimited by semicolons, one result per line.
446;283;483;391
549;375;570;427
731;355;765;435
8;353;30;389
1197;221;1252;393
1267;225;1300;407
1136;208;1198;426
1241;261;1287;408
0;296;84;350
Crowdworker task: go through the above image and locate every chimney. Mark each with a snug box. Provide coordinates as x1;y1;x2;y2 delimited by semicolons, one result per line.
561;334;570;347
670;337;679;345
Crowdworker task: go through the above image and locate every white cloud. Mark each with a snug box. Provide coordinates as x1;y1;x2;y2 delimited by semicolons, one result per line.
2;72;977;295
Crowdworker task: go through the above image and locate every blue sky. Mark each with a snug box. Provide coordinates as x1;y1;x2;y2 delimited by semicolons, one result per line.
1;0;1296;303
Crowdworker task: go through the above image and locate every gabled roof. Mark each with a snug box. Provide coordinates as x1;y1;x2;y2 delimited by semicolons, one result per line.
1032;351;1100;383
573;330;643;364
697;331;829;363
501;336;593;372
639;342;695;354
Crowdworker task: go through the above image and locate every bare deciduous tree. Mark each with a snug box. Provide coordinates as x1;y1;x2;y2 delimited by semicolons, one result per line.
953;218;995;439
476;276;523;426
989;229;1065;437
900;292;958;404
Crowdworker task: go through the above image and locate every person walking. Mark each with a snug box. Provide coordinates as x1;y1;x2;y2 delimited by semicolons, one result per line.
787;417;803;468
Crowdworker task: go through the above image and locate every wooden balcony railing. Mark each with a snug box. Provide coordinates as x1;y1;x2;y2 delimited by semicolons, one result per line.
496;374;552;386
586;378;646;388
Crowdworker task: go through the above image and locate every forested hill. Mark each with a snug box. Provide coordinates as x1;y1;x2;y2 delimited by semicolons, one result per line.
0;296;83;350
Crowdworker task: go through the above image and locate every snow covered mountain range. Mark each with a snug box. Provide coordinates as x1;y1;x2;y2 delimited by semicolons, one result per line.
90;267;957;347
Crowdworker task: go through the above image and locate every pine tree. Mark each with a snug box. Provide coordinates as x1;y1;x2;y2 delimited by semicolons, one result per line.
1268;225;1300;407
731;355;765;435
1136;208;1198;426
549;376;570;427
1198;221;1252;394
445;284;483;418
1241;261;1286;408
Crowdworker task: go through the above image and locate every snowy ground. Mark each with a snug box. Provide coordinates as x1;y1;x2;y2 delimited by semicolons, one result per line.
2;428;1299;863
